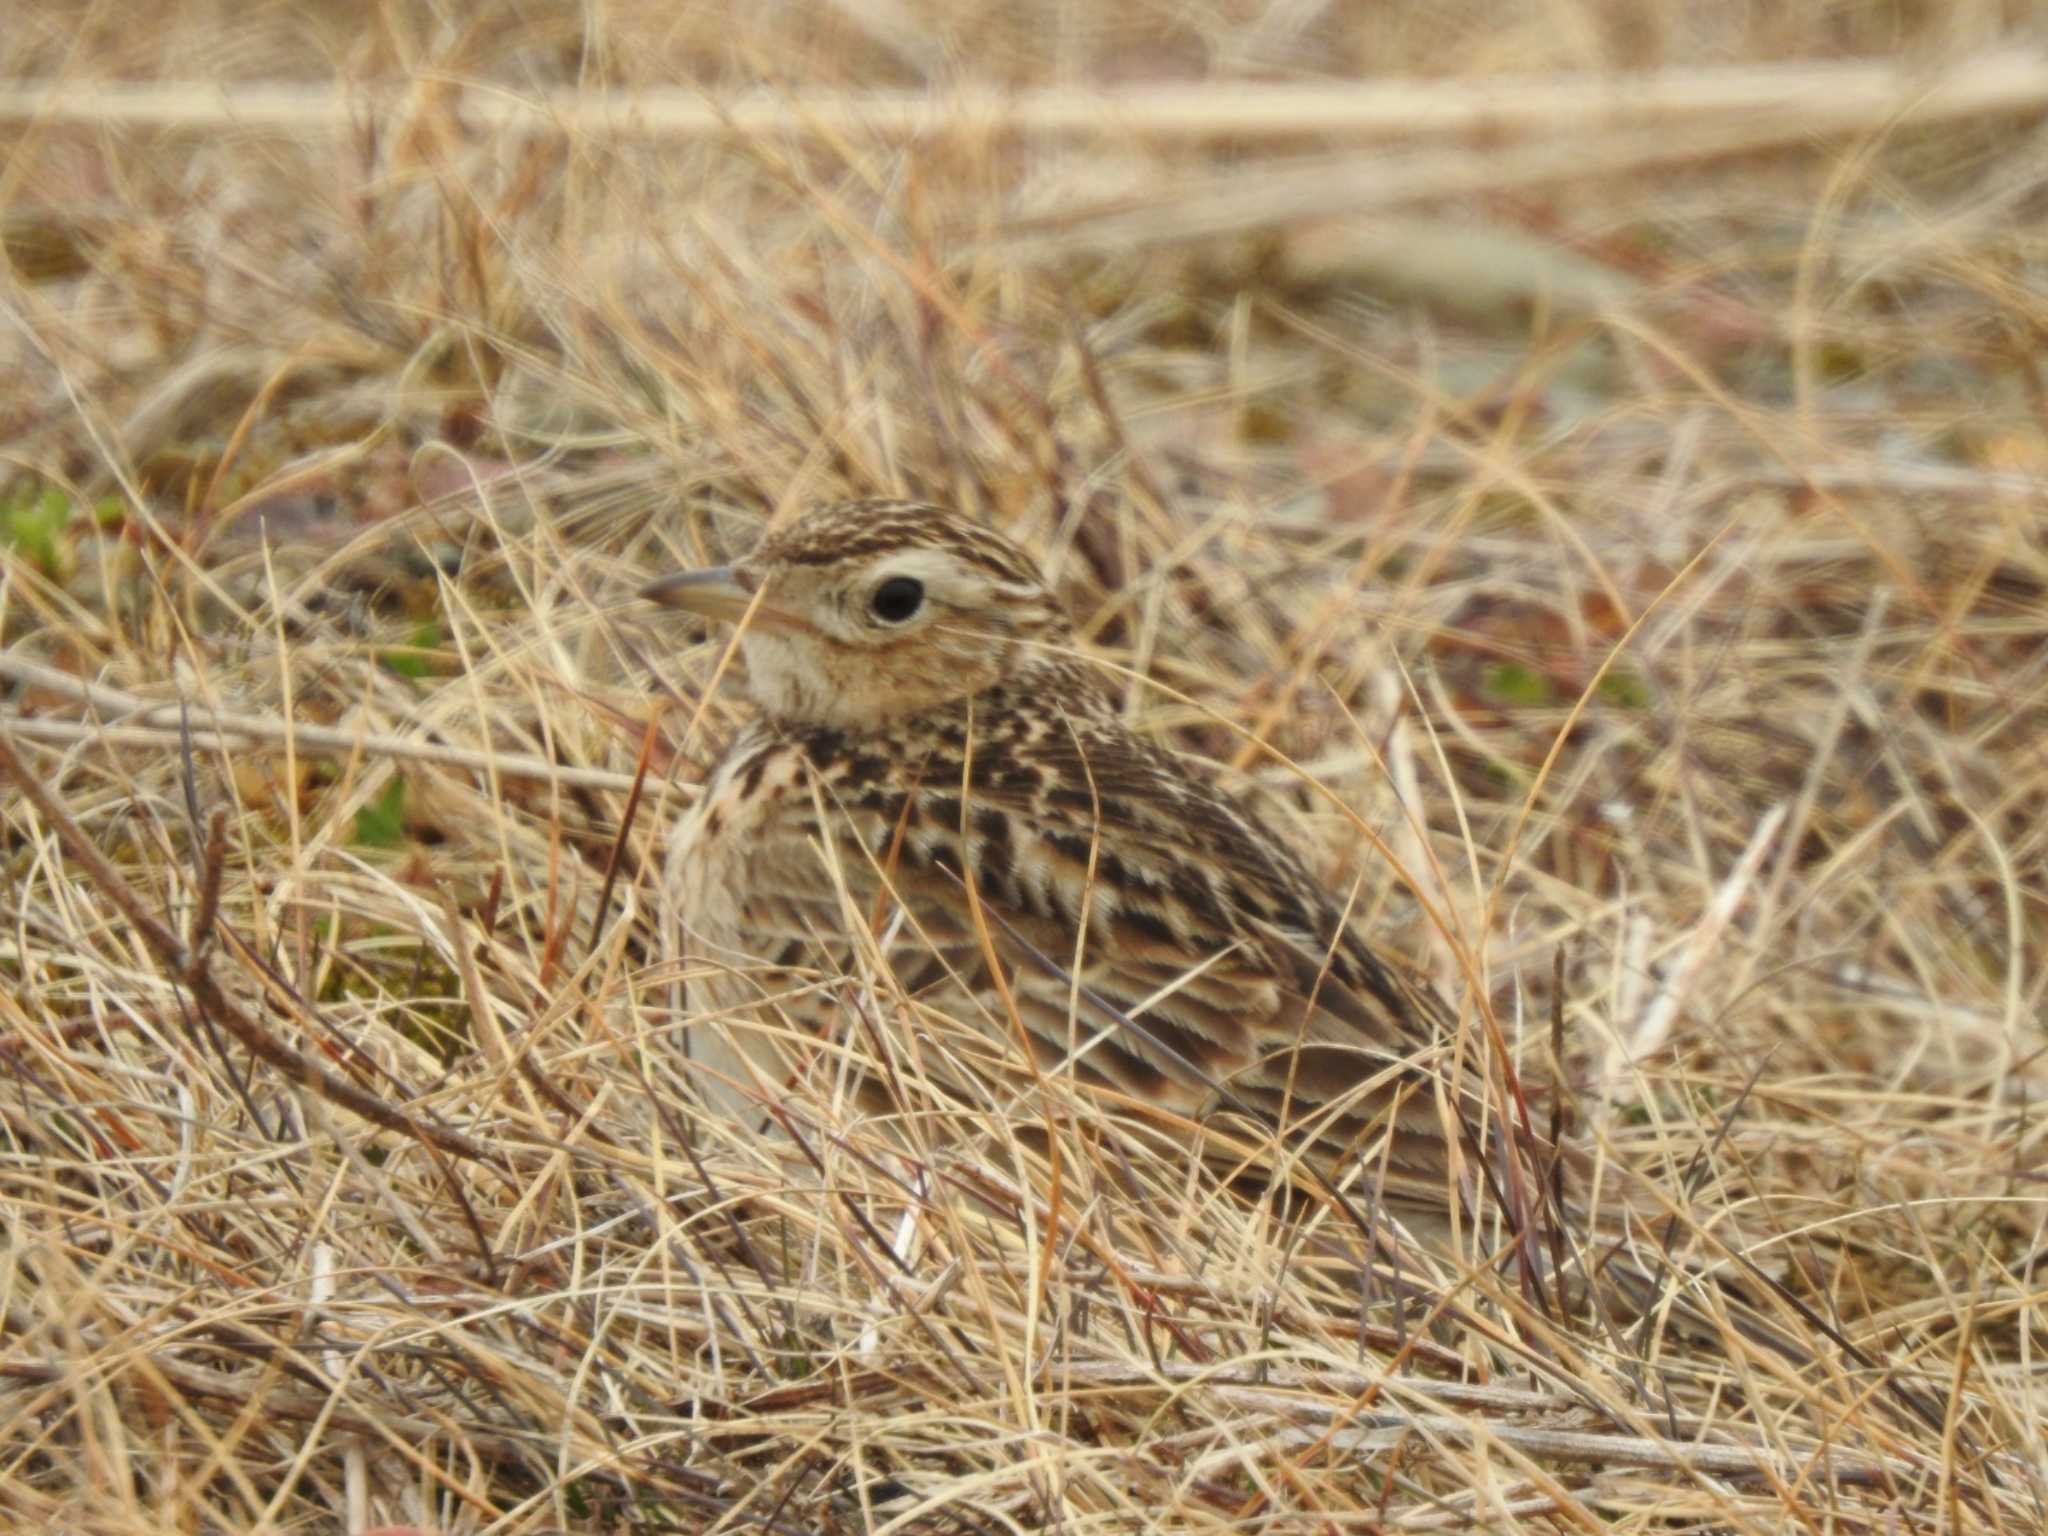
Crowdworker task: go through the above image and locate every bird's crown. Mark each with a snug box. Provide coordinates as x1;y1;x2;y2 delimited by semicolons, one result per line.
752;499;1051;592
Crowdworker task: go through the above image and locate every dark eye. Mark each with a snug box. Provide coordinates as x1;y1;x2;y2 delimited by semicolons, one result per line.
869;575;925;624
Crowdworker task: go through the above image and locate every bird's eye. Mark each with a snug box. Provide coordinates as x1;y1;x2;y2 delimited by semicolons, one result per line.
869;575;925;624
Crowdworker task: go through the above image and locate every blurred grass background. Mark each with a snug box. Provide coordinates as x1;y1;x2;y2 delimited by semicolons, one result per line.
3;4;2046;1533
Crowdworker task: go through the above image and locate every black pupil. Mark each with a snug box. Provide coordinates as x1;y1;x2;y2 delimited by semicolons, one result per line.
870;575;924;623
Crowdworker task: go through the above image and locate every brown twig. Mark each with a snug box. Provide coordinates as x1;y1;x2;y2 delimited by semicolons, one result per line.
0;729;514;1175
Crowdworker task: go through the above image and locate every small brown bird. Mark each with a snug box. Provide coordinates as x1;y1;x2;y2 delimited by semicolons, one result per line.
647;499;1525;1207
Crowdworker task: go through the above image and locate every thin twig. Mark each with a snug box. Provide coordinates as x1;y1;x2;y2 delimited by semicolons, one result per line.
0;653;657;796
0;729;515;1175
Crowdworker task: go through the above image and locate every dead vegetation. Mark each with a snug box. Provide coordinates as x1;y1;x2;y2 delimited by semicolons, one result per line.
3;4;2046;1532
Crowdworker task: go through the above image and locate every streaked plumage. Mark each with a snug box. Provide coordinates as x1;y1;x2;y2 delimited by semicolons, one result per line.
651;500;1517;1201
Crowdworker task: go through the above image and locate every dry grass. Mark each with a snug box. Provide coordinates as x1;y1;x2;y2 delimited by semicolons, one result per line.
4;4;2047;1532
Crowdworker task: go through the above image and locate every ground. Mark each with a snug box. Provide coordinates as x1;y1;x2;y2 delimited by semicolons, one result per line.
2;5;2046;1533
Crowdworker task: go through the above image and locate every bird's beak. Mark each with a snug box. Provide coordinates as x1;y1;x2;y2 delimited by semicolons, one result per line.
641;565;765;625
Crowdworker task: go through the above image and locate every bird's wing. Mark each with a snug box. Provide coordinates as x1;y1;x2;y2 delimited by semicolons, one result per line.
734;714;1515;1186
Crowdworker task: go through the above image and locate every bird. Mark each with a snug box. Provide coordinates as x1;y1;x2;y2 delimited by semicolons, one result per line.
643;498;1551;1225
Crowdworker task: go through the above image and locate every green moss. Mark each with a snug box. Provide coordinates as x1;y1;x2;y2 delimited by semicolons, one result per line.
353;776;409;848
378;620;447;679
1;483;74;577
1596;669;1652;708
1482;661;1554;707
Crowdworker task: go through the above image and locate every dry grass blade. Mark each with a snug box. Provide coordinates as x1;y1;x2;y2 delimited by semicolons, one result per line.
4;55;2046;138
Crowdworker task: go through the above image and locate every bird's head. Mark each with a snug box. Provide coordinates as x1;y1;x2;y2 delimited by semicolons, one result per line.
645;500;1083;730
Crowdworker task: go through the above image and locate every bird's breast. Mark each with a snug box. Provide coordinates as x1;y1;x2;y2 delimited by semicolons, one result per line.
668;737;813;943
